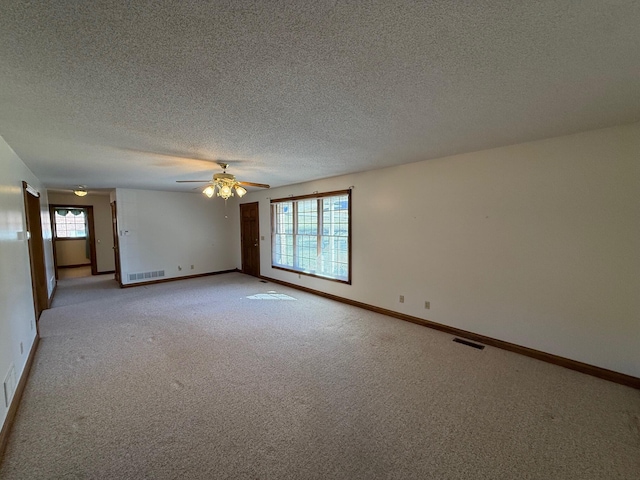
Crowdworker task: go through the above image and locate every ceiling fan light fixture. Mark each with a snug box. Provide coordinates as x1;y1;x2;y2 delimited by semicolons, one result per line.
218;184;233;199
73;185;88;197
235;185;247;198
203;185;215;198
176;163;270;202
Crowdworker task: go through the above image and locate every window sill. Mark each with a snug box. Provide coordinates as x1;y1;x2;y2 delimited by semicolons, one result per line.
271;265;351;285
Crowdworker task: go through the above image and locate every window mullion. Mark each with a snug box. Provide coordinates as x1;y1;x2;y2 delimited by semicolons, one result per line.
292;201;299;269
271;204;276;265
316;198;322;267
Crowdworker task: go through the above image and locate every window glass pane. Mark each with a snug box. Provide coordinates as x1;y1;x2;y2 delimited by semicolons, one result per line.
273;233;294;267
296;235;317;273
297;200;317;235
274;202;293;234
271;192;350;283
54;208;87;238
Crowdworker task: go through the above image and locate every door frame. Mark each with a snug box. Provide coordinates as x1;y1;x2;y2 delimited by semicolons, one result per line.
22;181;48;325
240;202;260;277
110;201;122;286
49;204;98;277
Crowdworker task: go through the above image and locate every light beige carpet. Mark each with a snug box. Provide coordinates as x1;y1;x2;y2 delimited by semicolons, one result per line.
1;272;639;479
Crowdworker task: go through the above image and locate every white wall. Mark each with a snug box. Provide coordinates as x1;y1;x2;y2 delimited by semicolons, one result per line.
0;135;55;429
116;188;240;285
243;123;640;378
48;192;116;272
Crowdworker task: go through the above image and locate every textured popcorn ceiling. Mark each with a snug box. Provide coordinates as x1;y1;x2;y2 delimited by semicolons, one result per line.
1;1;639;191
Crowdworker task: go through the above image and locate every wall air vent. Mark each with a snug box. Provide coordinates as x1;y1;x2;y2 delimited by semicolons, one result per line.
128;270;165;282
453;338;485;350
4;363;16;408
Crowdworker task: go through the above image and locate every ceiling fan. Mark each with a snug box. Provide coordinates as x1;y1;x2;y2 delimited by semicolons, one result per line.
176;162;270;199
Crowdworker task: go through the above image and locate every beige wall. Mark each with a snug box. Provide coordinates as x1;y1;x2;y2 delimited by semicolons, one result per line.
115;188;240;284
55;239;90;266
242;123;640;378
48;192;115;272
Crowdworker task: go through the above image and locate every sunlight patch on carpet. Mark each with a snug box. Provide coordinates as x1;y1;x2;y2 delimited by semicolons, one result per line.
246;292;296;300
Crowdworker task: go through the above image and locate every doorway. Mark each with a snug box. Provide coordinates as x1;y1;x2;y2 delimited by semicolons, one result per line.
49;204;98;279
240;202;260;277
22;182;48;323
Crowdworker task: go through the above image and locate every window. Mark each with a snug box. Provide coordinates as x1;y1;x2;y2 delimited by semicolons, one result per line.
53;208;87;239
271;190;351;283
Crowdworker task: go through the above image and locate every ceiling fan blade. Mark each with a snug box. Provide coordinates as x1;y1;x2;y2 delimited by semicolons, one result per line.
238;181;270;189
176;180;210;183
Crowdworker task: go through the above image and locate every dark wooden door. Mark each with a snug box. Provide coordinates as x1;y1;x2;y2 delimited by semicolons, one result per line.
22;182;48;322
240;202;260;277
111;201;122;285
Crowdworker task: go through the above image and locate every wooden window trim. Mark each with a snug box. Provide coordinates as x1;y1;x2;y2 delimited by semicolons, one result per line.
51;206;88;239
54;236;88;241
270;189;351;203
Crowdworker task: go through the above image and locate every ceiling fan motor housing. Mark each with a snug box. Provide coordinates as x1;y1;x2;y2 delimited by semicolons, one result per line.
213;172;236;182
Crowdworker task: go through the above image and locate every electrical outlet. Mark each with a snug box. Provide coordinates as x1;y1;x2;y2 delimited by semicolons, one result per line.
399;295;404;303
20;342;23;355
190;265;194;270
178;265;182;271
425;301;430;309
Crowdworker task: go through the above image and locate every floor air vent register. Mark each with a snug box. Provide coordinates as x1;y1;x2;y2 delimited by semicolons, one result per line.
128;270;165;282
453;338;486;350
